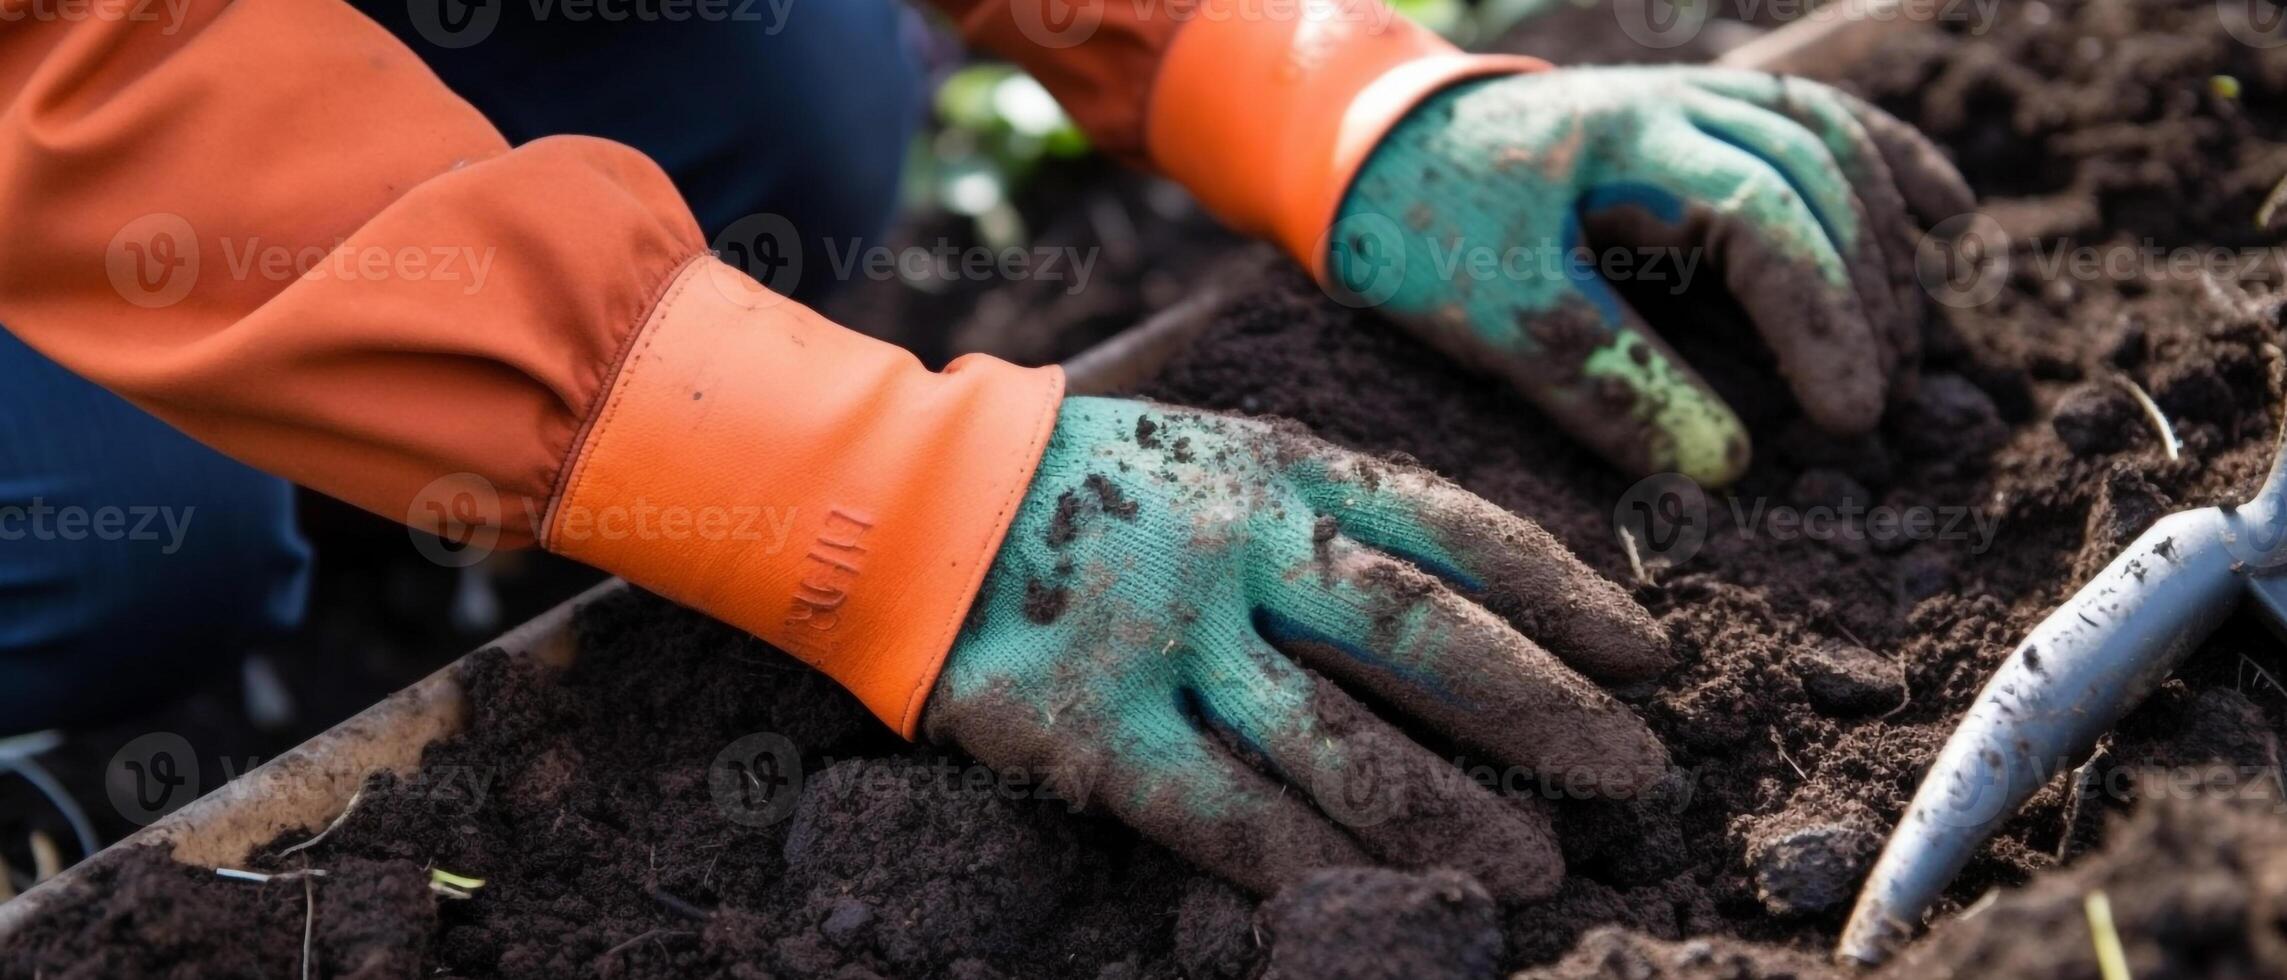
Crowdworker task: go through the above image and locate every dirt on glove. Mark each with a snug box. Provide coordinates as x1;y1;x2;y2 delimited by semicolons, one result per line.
11;2;2287;979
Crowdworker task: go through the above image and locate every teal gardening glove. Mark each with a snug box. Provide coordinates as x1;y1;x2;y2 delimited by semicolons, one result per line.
925;398;1672;898
1332;67;1977;486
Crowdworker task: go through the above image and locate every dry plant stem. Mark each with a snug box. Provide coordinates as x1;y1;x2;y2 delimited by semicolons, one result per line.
214;867;328;884
2259;171;2287;229
1619;527;1653;586
300;874;316;980
2115;375;2182;461
601;928;692;960
646;884;717;922
276;783;368;859
27;832;60;883
2240;653;2284;697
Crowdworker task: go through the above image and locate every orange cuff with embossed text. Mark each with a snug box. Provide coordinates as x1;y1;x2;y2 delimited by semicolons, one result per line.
544;257;1066;737
1144;1;1548;280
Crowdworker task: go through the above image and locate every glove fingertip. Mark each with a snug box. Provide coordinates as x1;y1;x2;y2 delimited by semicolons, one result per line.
1549;593;1674;686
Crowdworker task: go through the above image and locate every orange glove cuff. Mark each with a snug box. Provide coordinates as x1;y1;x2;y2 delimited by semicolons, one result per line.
545;257;1065;737
1144;3;1547;280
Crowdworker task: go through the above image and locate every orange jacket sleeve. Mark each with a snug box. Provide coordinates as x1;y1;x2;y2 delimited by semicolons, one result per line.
0;0;1062;735
937;0;1544;275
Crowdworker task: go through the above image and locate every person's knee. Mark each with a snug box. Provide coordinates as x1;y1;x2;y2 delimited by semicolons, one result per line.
355;0;925;303
0;439;310;730
684;1;925;300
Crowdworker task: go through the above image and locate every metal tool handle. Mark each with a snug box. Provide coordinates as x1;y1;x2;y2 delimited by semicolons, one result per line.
1838;505;2240;963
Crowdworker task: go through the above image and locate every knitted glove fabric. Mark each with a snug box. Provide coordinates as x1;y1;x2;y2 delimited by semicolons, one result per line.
1335;67;1977;486
924;396;1672;899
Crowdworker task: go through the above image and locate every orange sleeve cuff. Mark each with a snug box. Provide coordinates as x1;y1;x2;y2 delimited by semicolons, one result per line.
545;258;1066;737
1143;3;1547;279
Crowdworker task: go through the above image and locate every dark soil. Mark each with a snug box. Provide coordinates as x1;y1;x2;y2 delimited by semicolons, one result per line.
13;2;2287;979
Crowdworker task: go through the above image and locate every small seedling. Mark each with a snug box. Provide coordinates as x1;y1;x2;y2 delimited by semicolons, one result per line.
429;867;486;900
2084;890;2132;980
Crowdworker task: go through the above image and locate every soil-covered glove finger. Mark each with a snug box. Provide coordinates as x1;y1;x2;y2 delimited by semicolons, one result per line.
1827;90;1977;228
1685;74;1940;390
1679;85;1914;391
1276;444;1670;682
1597;117;1889;432
935;685;1370;895
1192;633;1565;900
1248;531;1667;795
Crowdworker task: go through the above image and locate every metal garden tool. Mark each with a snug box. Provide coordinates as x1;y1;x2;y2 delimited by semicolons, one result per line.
1837;424;2287;965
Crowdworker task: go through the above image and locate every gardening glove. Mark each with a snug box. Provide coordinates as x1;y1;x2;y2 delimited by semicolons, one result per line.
1330;67;1977;485
923;397;1672;899
1132;7;1977;487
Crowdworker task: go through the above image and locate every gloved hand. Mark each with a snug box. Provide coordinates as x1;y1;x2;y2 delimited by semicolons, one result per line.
923;397;1671;899
1331;67;1976;486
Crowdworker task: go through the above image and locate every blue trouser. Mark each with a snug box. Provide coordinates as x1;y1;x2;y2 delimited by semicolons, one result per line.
0;3;923;730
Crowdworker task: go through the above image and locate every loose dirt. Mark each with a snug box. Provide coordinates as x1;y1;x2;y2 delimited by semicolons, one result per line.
11;2;2287;978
